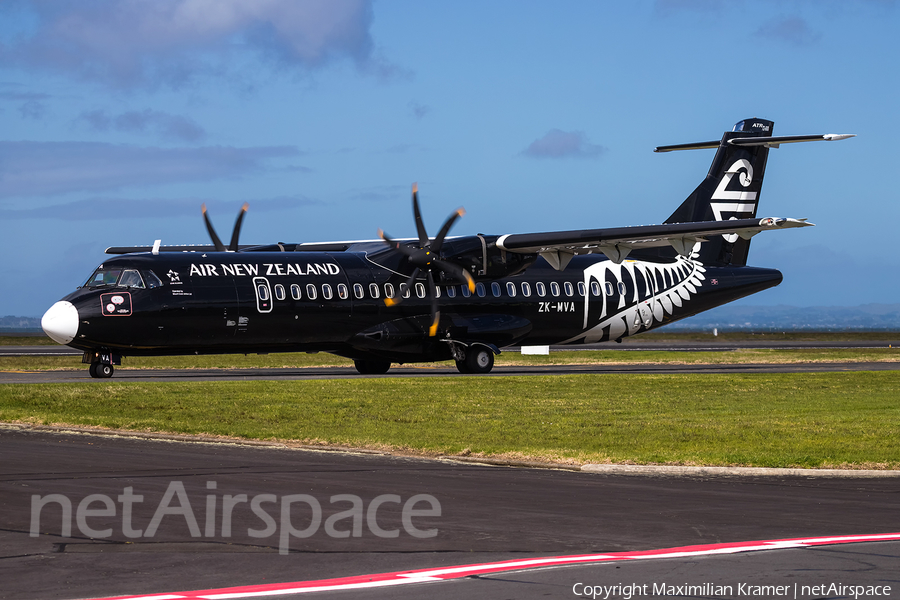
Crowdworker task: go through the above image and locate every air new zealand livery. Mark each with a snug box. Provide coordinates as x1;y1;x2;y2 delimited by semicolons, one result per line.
41;119;853;377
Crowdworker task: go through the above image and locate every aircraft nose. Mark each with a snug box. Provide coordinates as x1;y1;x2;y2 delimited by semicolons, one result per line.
41;301;79;345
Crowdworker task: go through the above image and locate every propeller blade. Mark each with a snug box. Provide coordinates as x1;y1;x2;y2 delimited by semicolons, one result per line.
431;207;465;254
427;271;439;337
411;183;430;248
383;267;419;307
201;204;227;252
378;229;418;258
433;259;476;293
228;203;249;252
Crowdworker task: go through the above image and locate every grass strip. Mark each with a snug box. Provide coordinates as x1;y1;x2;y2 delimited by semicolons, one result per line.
2;372;898;469
3;348;899;372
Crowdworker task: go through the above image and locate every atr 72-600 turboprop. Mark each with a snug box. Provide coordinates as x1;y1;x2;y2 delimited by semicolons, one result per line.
41;118;853;377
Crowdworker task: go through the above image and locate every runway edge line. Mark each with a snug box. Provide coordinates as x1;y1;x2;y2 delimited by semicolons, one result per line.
84;532;900;600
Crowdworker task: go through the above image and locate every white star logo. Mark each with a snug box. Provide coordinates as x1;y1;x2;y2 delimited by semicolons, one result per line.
167;270;180;283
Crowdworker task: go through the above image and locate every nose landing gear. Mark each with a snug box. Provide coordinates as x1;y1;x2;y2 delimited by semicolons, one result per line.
89;362;114;378
84;351;120;378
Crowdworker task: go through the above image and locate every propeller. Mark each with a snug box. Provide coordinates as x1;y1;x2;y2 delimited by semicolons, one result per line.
202;202;248;252
378;184;476;336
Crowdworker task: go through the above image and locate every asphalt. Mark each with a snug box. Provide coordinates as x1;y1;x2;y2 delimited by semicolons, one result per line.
2;427;899;600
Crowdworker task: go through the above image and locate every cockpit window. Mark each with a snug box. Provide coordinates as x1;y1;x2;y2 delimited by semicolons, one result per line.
143;270;163;288
85;267;122;288
119;269;145;289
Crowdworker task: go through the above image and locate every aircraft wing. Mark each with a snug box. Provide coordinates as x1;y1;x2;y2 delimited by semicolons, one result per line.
495;217;812;270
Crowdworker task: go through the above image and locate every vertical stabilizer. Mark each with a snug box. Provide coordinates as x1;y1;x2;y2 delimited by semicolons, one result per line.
662;118;774;266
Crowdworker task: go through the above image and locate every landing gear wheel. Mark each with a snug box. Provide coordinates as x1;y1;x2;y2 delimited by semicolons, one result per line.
91;363;114;378
455;359;470;374
354;359;391;375
463;346;494;374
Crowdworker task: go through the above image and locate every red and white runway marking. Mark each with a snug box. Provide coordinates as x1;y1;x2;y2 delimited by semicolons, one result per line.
89;532;900;600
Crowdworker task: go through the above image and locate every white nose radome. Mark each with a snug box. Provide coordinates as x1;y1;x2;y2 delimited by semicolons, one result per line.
42;301;79;345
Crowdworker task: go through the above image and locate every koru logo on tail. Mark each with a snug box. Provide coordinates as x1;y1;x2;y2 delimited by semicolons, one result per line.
710;159;757;243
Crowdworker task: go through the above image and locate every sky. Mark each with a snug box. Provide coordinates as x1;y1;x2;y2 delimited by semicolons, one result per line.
1;0;897;317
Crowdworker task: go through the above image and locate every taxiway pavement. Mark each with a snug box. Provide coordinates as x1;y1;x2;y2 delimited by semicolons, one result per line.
2;427;899;599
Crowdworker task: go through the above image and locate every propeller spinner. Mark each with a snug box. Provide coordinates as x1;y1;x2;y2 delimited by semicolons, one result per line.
202;202;249;252
378;184;476;336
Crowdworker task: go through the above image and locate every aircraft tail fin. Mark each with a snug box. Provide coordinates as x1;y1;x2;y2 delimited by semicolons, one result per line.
659;118;775;267
656;118;854;266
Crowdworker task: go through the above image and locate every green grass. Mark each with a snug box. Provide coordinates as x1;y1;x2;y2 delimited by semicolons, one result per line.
2;372;899;469
3;347;899;372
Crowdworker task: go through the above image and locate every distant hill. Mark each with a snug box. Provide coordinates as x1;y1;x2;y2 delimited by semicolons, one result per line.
4;305;900;334
0;316;41;331
667;304;900;331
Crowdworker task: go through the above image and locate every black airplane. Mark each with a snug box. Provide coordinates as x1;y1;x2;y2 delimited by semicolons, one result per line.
41;118;853;378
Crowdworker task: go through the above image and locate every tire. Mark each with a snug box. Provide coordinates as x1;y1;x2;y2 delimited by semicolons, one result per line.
455;359;470;374
464;346;494;374
354;359;391;375
89;363;99;378
96;363;114;378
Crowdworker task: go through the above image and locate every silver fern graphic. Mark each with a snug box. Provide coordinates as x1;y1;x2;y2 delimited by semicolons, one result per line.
562;256;706;344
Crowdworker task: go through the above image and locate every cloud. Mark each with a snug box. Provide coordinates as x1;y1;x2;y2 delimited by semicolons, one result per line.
78;109;207;142
521;129;606;159
408;101;430;120
0;89;52;119
0;195;319;221
754;16;821;46
0;141;301;197
0;0;397;89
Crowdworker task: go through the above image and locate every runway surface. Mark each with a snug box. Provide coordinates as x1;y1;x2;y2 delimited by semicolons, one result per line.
3;338;899;358
2;427;899;600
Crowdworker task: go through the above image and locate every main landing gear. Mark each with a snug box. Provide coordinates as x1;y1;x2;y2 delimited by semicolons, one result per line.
455;345;495;374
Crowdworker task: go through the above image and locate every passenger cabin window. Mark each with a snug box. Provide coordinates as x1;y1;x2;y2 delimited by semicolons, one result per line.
353;283;364;299
400;283;411;299
322;284;333;300
415;282;426;298
564;282;575;297
291;284;302;300
617;281;627;296
536;282;546;297
274;284;286;301
306;283;317;300
550;281;560;297
491;282;501;297
143;270;163;289
119;269;145;289
384;283;395;299
446;286;456;298
591;281;602;297
521;282;531;297
577;282;586;297
475;283;486;297
461;284;471;298
369;283;380;299
337;283;349;300
257;284;270;301
435;285;441;299
506;282;517;297
605;282;614;296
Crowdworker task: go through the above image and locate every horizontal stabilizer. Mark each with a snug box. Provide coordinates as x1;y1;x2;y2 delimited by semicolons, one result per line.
656;133;855;152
